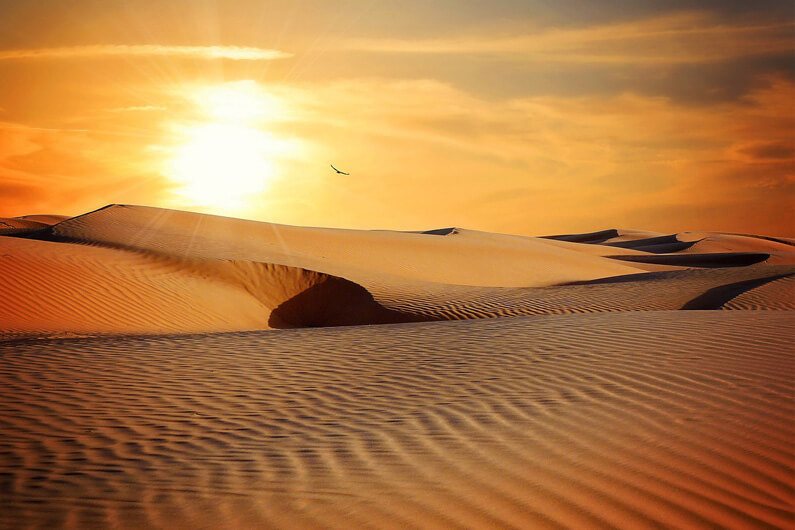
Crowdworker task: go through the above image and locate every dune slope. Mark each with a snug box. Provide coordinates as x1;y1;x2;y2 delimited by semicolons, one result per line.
45;205;644;287
0;236;417;335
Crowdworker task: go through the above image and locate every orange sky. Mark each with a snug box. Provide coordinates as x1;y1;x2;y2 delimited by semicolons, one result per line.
0;1;793;236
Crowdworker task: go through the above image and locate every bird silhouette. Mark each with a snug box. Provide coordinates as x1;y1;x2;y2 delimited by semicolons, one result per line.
330;164;349;175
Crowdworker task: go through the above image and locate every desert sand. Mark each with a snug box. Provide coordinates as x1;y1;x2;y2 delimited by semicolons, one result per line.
0;204;793;529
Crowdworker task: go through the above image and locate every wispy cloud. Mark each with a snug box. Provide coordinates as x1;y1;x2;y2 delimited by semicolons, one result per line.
0;120;172;216
340;12;794;64
107;106;168;113
0;44;292;61
262;75;794;234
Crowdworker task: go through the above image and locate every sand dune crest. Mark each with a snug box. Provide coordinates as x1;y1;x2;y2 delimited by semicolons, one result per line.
44;204;645;287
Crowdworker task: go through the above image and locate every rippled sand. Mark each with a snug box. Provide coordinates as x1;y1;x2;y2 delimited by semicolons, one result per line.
0;205;793;528
1;312;793;529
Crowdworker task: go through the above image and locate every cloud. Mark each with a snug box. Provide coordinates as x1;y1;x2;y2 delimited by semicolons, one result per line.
340;12;794;65
259;74;794;235
1;71;792;235
731;141;795;163
0;120;172;217
0;44;292;61
107;106;167;113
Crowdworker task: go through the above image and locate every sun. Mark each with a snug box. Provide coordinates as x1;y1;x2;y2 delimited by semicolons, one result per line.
170;123;277;210
167;81;293;211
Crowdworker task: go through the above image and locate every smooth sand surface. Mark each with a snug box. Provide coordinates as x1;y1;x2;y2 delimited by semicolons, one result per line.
48;205;644;287
0;205;793;528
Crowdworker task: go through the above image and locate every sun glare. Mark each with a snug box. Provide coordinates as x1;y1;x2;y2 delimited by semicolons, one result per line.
167;81;293;211
196;81;284;122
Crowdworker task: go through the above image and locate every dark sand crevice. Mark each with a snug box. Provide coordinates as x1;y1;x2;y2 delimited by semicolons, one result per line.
603;234;679;248
681;273;794;310
267;275;430;328
617;240;699;253
603;234;700;253
540;229;620;243
608;252;770;268
420;227;461;236
562;265;795;287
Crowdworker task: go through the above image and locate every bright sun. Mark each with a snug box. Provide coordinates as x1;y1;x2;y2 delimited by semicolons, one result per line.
168;81;292;210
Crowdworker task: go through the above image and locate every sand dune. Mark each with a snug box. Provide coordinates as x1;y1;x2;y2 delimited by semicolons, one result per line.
1;312;792;529
13;214;70;225
0;217;50;236
0;236;422;336
0;236;270;335
678;232;795;253
366;265;794;320
548;228;795;260
0;214;68;236
543;228;795;252
0;205;792;528
1;205;792;334
46;205;644;287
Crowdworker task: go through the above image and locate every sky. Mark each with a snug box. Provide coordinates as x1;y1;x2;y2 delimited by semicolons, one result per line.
0;0;793;236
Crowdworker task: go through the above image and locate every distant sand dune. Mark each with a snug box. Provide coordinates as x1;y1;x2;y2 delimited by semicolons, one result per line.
680;232;795;252
0;217;50;236
549;228;795;256
0;214;69;236
0;312;792;529
13;214;70;225
367;265;794;320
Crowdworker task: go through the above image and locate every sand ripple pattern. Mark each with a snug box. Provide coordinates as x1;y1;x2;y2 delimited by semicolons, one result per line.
366;266;795;320
720;275;795;310
1;311;793;529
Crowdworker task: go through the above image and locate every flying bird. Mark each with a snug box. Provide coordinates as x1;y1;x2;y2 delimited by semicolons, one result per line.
330;164;349;175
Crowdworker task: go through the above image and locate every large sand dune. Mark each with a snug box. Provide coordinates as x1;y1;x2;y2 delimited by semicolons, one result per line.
1;204;792;336
47;205;645;286
0;205;792;528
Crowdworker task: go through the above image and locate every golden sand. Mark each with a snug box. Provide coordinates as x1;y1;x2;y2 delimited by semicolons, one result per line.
0;205;792;528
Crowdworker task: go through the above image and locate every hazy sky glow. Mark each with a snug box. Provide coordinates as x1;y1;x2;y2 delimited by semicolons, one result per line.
0;0;792;235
